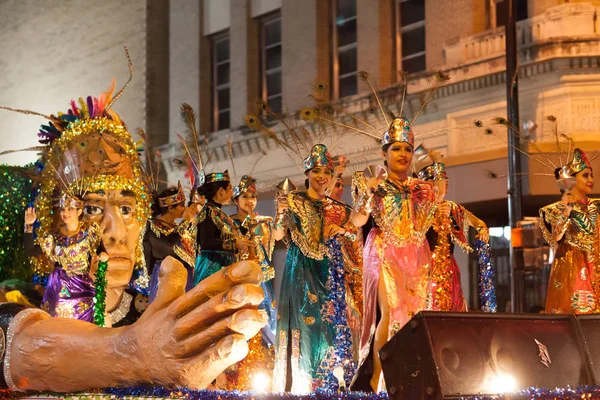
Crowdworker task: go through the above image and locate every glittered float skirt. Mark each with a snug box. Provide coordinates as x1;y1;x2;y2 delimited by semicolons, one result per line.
43;265;95;322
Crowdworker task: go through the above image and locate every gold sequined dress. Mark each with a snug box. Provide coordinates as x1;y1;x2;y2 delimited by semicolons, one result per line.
539;199;600;314
427;200;473;312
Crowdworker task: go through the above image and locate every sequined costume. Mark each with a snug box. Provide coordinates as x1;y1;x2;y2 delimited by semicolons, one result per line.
273;190;361;393
232;214;277;338
177;200;240;286
356;176;437;365
426;200;472;312
24;221;103;322
539;199;600;314
145;219;189;302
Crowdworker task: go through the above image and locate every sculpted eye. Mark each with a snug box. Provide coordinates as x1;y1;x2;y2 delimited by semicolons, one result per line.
84;205;103;216
120;206;133;215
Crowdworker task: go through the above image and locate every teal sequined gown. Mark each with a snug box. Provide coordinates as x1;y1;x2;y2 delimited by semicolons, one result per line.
273;191;360;393
193;201;239;285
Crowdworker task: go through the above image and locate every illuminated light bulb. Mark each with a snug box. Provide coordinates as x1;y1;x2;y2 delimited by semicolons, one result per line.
251;371;270;393
333;366;346;390
489;374;517;394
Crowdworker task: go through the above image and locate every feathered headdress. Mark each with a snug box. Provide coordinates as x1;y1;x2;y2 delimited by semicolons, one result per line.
176;103;208;189
243;82;369;187
476;115;597;190
297;71;451;148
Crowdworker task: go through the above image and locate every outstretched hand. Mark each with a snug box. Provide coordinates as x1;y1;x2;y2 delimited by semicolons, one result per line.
127;258;266;389
10;259;266;392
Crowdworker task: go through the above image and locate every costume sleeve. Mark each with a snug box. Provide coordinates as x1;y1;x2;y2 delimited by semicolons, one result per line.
411;180;438;234
539;204;569;248
23;233;43;257
142;225;154;273
198;213;235;251
448;201;473;251
152;231;178;260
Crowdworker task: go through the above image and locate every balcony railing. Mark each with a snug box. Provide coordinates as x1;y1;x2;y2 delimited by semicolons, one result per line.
443;2;599;68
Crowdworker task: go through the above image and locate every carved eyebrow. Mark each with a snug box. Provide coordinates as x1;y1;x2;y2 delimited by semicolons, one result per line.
89;190;106;196
120;190;136;198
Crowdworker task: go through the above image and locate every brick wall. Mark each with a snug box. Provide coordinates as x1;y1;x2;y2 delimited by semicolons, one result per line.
426;0;488;71
529;0;600;17
169;0;201;143
281;0;320;111
0;0;147;166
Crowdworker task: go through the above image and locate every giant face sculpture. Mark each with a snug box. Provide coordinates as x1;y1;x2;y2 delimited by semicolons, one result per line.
35;117;150;293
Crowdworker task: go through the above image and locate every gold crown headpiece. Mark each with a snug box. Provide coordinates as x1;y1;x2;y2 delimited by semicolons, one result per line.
566;148;592;176
303;144;333;172
233;175;257;199
204;170;231;184
158;181;186;208
382;117;414;147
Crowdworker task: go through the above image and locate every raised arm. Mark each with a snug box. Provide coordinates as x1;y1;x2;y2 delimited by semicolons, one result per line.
272;195;289;241
23;207;44;257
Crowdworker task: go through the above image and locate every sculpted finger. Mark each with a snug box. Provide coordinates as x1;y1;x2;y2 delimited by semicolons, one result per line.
150;256;188;310
172;284;264;340
170;261;263;317
171;309;266;359
180;334;249;389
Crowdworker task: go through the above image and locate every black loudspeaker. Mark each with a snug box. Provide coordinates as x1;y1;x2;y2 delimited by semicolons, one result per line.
575;314;600;383
380;312;594;399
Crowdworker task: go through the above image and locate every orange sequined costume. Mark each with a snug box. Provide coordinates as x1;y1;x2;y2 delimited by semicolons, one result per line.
539;199;600;314
427;200;474;312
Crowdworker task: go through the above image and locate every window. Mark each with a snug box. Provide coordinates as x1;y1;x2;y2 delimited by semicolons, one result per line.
334;0;358;98
212;33;230;131
396;0;426;74
494;0;528;28
261;15;282;113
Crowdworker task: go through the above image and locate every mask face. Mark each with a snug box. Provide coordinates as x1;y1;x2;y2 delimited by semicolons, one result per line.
134;293;150;313
84;189;142;289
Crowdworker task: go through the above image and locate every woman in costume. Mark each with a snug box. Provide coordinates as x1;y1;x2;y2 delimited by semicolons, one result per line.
326;155;364;357
23;194;108;323
273;144;361;393
223;175;277;390
351;117;442;391
539;148;600;314
145;183;187;302
417;162;489;311
231;175;276;336
180;171;250;286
